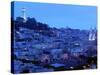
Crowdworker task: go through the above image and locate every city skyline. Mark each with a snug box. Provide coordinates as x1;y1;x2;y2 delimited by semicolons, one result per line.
13;1;97;30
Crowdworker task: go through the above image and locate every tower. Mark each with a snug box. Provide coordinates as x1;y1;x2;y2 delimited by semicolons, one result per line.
89;27;96;41
21;8;26;22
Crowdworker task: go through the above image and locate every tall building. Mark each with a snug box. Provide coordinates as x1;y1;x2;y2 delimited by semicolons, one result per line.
89;27;96;41
21;8;27;22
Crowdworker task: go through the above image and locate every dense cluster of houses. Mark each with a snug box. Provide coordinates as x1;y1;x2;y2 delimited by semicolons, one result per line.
13;26;97;73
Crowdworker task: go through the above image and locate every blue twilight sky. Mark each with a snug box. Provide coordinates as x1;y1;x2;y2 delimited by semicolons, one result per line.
13;1;97;30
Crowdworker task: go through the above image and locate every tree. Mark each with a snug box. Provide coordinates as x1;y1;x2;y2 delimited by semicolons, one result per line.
25;17;37;29
37;22;49;30
14;17;25;30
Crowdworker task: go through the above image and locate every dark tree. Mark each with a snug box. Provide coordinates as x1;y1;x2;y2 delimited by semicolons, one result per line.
25;17;37;29
14;17;25;30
